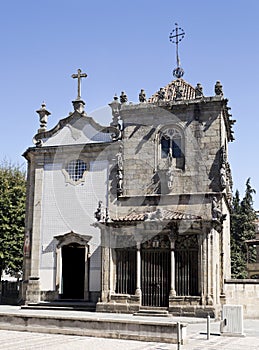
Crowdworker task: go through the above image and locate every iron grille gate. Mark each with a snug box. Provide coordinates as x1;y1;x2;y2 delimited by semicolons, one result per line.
116;249;136;295
175;235;199;296
141;249;171;307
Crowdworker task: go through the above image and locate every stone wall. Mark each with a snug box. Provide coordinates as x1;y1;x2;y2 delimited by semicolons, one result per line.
224;279;259;318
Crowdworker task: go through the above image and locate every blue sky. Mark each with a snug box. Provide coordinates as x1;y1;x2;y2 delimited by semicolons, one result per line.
0;0;259;208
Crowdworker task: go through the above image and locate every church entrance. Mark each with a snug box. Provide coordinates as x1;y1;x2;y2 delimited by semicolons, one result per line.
61;244;85;299
141;235;171;307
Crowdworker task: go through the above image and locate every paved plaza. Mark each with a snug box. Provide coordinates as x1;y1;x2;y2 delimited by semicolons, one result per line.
0;306;259;349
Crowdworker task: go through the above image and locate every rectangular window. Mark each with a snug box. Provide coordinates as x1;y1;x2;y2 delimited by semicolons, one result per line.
172;138;182;158
161;137;170;158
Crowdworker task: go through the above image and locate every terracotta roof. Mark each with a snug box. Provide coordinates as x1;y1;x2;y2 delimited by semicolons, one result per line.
112;209;201;222
148;78;196;103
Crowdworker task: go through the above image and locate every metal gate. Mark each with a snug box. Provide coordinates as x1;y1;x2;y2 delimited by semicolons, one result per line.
175;235;199;296
115;248;136;295
141;235;171;307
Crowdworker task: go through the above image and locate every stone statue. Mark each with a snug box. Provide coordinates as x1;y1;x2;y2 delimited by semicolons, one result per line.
116;145;123;170
95;201;105;221
157;88;165;100
139;89;146;102
212;197;222;220
195;83;203;98
120;91;128;103
116;169;123;195
215;81;223;96
212;197;227;222
167;167;174;190
116;145;123;196
220;163;226;189
145;208;164;221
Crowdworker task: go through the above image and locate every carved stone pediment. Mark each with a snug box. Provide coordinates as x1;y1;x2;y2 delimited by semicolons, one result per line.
54;231;92;248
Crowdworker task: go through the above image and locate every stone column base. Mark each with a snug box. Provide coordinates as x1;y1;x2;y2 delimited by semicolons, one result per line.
25;277;41;304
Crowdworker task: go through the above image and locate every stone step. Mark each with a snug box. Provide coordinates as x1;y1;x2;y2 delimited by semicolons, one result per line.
134;308;171;317
21;301;96;312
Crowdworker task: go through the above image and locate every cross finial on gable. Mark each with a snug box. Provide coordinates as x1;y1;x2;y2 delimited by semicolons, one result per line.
71;69;87;100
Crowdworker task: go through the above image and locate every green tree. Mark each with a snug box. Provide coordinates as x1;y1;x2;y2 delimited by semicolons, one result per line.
231;178;257;278
0;161;26;280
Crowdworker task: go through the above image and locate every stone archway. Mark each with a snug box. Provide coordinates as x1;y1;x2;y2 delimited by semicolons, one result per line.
55;231;92;300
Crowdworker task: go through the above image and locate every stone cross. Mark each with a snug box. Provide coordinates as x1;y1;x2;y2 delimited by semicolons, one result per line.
71;69;87;100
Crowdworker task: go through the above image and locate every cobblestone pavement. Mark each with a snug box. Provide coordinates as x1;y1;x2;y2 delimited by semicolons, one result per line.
1;323;259;350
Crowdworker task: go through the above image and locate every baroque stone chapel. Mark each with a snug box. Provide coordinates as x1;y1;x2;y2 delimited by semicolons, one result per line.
22;39;235;317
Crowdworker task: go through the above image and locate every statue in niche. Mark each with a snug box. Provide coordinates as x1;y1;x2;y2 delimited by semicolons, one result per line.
195;83;203;98
95;201;105;221
157;87;165;100
167;167;174;190
116;168;123;195
139;89;146;102
120;91;128;103
220;162;226;189
116;145;123;196
116;145;123;170
214;81;223;96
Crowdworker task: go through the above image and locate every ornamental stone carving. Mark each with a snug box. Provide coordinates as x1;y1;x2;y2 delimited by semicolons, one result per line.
116;145;124;196
175;85;183;100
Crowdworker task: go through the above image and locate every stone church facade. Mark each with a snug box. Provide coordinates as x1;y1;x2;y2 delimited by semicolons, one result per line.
22;73;235;318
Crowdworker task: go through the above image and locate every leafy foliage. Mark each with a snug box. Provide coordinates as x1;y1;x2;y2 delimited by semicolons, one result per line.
231;178;257;278
0;161;26;279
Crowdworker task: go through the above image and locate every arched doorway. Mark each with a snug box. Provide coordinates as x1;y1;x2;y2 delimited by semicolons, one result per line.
141;234;171;307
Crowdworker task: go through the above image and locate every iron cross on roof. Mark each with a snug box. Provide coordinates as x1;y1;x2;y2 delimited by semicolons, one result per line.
71;69;87;100
169;23;185;78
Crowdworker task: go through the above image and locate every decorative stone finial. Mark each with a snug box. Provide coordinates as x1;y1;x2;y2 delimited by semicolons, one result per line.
36;102;51;133
195;83;203;98
120;91;128;104
215;81;223;96
139;89;146;102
